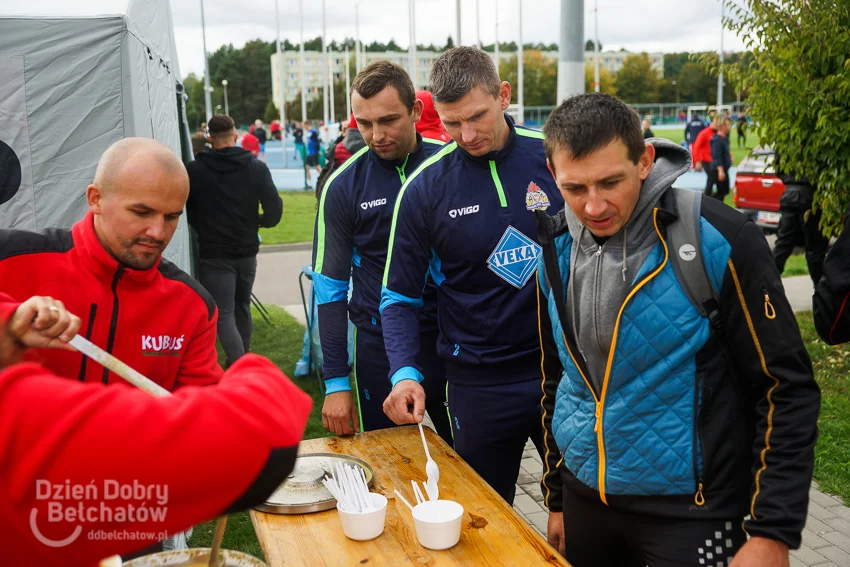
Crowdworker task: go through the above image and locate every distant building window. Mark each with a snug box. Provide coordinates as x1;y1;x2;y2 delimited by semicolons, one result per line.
335;58;342;65
334;72;342;80
288;73;297;80
419;58;429;65
288;58;297;66
288;88;298;95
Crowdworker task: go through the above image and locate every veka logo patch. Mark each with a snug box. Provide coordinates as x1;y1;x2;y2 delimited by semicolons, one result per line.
486;226;541;288
360;198;387;210
448;205;479;219
142;335;184;357
525;181;551;211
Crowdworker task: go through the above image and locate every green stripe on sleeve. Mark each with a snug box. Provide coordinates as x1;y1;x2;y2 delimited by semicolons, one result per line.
422;137;445;145
383;142;458;287
489;161;508;208
516;127;545;139
313;146;369;273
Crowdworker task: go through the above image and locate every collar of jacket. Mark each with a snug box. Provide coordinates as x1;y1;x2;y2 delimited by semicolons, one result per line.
456;113;518;168
72;210;162;285
368;132;424;171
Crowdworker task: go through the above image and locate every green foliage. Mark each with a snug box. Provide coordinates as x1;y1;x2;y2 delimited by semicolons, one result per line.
706;0;850;235
585;39;602;52
263;99;279;124
584;64;617;95
444;35;455;50
614;53;660;103
499;51;557;106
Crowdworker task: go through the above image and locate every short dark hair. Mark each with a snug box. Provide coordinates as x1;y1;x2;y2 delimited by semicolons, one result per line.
429;46;501;104
207;114;236;140
543;93;646;166
351;60;416;112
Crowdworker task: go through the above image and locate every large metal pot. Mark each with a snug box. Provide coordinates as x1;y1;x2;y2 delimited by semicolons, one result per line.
121;548;266;567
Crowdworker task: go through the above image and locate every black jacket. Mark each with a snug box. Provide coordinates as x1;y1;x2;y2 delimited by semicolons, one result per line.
255;127;267;145
814;204;850;344
710;133;732;171
186;147;283;259
536;196;820;549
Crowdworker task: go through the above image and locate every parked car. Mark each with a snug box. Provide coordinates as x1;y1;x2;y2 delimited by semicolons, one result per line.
733;146;785;232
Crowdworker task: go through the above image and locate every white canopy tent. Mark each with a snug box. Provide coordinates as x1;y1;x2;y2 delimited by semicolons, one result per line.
0;0;194;272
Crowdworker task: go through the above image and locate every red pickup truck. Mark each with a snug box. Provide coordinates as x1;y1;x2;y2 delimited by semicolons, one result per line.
733;147;785;233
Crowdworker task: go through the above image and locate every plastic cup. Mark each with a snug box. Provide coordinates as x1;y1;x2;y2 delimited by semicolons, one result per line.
412;500;464;550
337;493;388;541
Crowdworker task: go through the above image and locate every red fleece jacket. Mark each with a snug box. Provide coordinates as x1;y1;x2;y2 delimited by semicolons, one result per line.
415;91;450;143
0;211;223;390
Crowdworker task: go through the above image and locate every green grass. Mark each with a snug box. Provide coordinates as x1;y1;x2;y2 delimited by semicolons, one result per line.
188;305;325;557
190;306;850;559
782;254;811;277
797;311;850;504
259;192;317;246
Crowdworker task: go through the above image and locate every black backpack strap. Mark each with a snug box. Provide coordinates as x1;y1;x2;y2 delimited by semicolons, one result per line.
664;188;723;333
534;209;570;329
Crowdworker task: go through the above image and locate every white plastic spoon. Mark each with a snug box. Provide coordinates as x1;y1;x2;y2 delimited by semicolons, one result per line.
418;423;440;501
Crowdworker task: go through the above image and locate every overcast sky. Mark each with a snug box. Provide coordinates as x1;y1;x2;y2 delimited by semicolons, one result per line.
8;0;746;79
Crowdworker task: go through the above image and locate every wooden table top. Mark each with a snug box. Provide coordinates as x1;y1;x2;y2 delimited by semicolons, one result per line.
250;426;569;566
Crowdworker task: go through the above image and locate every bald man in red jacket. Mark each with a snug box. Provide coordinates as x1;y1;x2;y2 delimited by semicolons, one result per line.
0;293;312;567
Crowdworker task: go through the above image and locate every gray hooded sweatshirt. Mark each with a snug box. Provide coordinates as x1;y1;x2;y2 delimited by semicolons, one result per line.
564;139;691;392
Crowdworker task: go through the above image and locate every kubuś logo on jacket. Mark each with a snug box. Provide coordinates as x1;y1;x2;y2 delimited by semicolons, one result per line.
525;181;551;211
487;226;541;288
142;335;184;356
360;198;387;210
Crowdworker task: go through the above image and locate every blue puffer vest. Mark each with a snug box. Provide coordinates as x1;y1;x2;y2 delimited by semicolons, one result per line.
538;213;732;502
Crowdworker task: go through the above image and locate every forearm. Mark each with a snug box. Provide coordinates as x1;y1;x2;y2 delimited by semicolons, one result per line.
380;300;423;384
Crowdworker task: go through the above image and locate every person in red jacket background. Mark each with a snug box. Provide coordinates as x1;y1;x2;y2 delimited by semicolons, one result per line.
0;292;312;567
0;137;223;391
240;129;261;157
414;90;450;142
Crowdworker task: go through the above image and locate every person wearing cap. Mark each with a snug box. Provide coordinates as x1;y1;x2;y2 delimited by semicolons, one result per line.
312;60;451;444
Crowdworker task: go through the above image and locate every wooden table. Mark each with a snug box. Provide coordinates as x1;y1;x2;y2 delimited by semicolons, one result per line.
250;426;570;566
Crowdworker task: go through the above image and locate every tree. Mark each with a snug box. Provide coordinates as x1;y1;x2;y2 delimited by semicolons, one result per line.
677;61;717;103
584;39;602;52
264;99;279;124
498;50;557;106
614;53;660;103
584;65;616;95
183;73;206;130
443;35;455;50
663;52;690;79
706;0;850;233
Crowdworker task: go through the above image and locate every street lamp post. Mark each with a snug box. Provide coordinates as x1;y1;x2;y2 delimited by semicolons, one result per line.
345;45;351;119
221;79;229;115
329;49;336;124
322;0;329;131
518;0;524;124
717;1;724;106
593;0;600;93
299;0;307;122
456;0;461;46
409;0;416;86
495;0;499;72
275;0;288;168
672;80;679;105
476;0;481;48
200;0;212;122
355;1;362;71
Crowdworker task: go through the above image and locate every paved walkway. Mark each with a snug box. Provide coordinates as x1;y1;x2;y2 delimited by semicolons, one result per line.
255;248;846;565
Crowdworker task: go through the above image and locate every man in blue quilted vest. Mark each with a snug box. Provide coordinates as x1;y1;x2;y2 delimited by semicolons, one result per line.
535;93;820;567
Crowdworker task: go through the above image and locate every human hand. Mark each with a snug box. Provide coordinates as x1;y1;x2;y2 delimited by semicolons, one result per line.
547;512;566;556
382;380;426;425
322;391;360;435
8;296;81;351
695;162;703;172
718;169;727;182
729;537;789;567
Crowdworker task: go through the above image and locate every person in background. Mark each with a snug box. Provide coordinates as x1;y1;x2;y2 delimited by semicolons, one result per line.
708;117;732;201
304;120;323;186
186;115;283;368
641;118;655;139
191;132;207;157
692;116;719;183
414;90;450;142
293;121;305;162
814;202;850;344
684;113;706;155
0;138;223;392
736;111;748;149
270;119;281;141
254;119;268;162
240;128;261;158
315;114;367;199
0;293;312;567
772;155;829;286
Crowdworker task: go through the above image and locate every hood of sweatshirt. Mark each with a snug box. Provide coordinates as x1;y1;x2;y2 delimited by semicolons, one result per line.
195;146;254;173
564;138;691;392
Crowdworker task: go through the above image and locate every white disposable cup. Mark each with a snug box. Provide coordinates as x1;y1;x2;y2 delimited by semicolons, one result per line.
337;493;388;541
412;500;464;550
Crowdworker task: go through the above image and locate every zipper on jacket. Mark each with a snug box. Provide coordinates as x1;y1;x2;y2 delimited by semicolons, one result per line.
395;154;411;184
692;375;706;507
762;286;776;319
589;209;669;505
76;303;98;381
102;267;124;384
593;245;606;357
488;161;509;208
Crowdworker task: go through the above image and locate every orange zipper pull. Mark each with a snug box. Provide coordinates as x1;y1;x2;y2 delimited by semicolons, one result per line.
762;287;776;319
694;483;706;506
594;402;602;432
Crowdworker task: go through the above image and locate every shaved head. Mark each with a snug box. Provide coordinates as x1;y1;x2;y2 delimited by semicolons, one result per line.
87;138;189;270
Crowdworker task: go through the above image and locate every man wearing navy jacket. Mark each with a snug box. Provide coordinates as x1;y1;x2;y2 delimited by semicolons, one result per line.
381;47;563;503
312;60;451;442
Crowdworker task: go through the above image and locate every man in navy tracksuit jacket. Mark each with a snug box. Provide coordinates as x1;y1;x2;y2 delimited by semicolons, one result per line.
381;47;563;503
311;61;451;442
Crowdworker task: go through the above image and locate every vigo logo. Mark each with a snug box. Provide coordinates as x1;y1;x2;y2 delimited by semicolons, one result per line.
360;198;387;210
678;244;697;262
448;205;479;219
142;335;184;356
